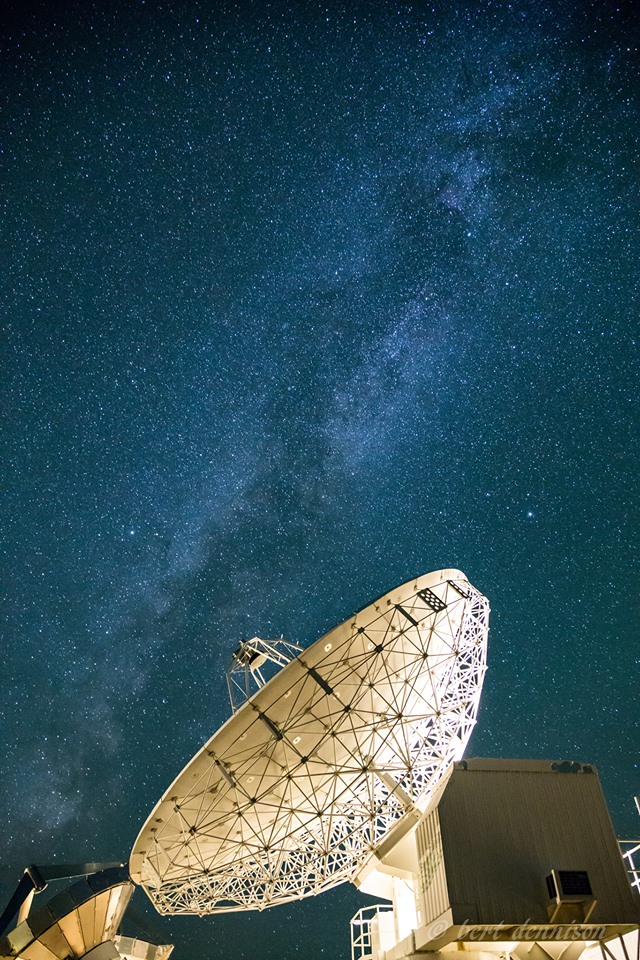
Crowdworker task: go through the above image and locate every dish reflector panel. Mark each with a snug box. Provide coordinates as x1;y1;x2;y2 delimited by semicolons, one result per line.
0;868;132;960
130;569;489;915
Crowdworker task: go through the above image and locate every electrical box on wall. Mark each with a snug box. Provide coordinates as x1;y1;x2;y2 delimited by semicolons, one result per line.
545;869;597;922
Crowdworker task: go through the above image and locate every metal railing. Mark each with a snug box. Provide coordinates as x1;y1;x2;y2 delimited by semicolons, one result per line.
351;904;395;960
620;840;640;894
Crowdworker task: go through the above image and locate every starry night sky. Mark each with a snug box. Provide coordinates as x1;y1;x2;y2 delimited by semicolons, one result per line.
1;1;639;957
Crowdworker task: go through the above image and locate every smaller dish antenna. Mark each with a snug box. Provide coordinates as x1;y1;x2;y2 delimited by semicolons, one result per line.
0;864;174;960
0;866;133;960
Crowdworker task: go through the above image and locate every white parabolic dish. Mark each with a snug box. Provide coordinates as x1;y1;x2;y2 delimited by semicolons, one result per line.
130;569;489;915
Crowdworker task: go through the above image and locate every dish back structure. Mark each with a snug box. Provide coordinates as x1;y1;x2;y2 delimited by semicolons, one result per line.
130;569;489;915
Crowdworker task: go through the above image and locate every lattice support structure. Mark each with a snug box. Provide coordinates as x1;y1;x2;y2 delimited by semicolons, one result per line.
226;636;303;713
131;570;490;915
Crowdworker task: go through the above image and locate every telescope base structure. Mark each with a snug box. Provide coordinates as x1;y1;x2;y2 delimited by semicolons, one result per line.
350;760;640;960
352;910;638;960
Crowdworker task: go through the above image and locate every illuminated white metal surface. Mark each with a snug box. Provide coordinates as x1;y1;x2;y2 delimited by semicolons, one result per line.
114;936;173;960
130;569;489;915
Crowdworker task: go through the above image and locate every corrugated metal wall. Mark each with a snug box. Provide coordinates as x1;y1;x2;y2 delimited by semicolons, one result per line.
415;806;450;924
431;760;640;925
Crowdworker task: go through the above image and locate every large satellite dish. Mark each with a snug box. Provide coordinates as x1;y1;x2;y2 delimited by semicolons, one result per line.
130;569;489;915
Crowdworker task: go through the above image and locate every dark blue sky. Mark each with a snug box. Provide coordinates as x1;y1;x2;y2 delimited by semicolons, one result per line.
1;1;638;958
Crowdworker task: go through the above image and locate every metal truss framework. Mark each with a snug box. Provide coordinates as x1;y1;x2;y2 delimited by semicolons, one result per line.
226;636;303;714
131;571;489;915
